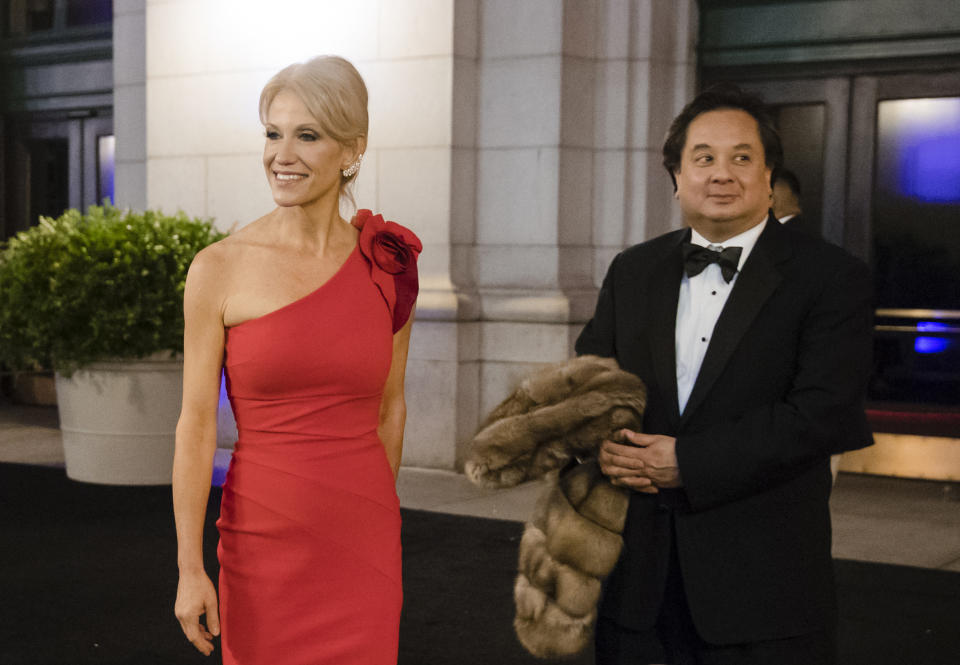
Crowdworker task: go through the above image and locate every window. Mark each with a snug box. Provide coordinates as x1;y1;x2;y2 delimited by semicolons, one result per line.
2;0;111;38
873;97;960;310
97;133;114;204
66;0;110;27
3;0;55;35
871;96;960;404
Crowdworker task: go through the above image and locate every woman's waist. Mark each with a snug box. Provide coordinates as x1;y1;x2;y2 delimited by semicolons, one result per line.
230;428;384;462
229;396;381;439
221;436;398;515
233;421;381;443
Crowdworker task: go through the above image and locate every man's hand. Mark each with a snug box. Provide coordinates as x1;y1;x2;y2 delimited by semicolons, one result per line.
598;429;682;492
623;430;682;488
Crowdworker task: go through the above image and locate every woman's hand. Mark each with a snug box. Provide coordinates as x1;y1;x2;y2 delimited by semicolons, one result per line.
175;570;220;655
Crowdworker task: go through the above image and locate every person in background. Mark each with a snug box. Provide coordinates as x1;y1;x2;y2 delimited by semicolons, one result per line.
172;55;421;664
576;83;873;665
772;168;804;226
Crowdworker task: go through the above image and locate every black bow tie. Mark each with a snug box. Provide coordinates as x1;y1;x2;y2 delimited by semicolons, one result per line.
682;242;743;283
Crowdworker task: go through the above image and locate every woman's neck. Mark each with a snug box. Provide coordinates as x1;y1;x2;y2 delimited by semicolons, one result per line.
271;198;349;256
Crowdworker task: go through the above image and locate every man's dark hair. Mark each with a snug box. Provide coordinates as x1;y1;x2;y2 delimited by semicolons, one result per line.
661;82;783;191
775;167;802;197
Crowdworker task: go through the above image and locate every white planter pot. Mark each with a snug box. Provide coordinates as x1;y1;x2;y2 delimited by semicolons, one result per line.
55;355;183;485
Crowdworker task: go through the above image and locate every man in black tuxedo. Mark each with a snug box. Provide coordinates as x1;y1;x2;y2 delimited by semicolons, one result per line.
576;85;873;664
772;168;803;227
774;168;822;238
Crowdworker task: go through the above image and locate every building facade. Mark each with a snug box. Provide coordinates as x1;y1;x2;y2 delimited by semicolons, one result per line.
108;0;698;469
3;0;959;474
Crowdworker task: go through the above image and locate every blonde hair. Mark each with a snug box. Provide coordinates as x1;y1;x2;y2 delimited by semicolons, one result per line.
259;56;368;207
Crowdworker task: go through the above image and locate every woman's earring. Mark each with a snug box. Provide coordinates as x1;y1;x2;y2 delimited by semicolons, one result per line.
342;153;363;178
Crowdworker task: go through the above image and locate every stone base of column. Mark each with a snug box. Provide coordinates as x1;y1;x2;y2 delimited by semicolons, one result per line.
404;287;591;471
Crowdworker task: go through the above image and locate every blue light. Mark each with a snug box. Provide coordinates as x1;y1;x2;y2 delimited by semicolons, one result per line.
219;370;230;408
914;336;951;354
917;321;950;332
900;136;960;203
884;98;960;204
211;461;229;488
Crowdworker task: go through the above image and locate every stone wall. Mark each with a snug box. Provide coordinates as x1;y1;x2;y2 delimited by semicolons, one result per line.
409;0;698;468
114;0;698;468
113;0;146;211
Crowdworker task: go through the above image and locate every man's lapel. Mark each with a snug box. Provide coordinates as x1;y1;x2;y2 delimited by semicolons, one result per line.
644;231;687;427
679;217;791;426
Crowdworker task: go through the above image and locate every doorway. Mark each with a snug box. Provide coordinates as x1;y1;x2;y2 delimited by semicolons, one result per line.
1;112;114;240
730;71;960;407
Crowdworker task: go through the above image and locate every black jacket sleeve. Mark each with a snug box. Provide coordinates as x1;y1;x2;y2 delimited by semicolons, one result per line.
575;253;619;359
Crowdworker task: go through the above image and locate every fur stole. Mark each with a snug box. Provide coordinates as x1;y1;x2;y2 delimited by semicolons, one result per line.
466;355;646;658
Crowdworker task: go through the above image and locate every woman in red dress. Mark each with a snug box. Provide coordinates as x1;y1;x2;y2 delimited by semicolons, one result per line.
172;56;420;664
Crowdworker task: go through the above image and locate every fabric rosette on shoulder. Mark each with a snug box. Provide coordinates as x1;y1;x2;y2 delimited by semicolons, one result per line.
352;209;423;333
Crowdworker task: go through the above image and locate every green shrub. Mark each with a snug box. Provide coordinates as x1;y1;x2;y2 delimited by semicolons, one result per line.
0;204;226;375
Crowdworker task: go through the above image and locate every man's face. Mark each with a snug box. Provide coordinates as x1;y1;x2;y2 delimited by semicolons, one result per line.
772;180;801;219
674;108;773;243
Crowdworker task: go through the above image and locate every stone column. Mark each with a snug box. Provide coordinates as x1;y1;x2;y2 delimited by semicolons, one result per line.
112;0;146;210
373;0;482;469
436;0;698;468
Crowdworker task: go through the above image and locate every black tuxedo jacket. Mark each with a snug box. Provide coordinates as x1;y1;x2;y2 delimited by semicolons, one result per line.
575;215;873;644
781;213;819;237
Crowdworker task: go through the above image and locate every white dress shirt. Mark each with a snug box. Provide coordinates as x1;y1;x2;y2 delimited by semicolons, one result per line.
675;219;767;414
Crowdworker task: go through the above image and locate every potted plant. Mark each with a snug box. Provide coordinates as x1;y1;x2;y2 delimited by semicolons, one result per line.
0;204;226;484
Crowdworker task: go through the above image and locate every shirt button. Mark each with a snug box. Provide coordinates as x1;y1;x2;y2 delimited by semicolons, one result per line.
711;290;717;296
701;337;707;342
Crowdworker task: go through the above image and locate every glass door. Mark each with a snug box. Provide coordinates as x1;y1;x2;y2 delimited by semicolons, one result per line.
2;112;112;240
83;115;114;206
716;70;960;407
848;71;960;405
726;77;852;249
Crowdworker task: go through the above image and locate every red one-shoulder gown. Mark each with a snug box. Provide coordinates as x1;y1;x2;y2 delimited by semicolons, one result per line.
217;212;420;665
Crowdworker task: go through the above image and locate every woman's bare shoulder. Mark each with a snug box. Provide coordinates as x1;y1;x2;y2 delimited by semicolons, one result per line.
189;214;276;275
187;236;230;282
186;222;259;294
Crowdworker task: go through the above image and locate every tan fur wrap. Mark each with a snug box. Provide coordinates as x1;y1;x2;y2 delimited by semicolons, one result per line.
466;355;646;658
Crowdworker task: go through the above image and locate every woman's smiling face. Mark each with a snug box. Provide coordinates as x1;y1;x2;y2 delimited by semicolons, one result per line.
262;89;351;209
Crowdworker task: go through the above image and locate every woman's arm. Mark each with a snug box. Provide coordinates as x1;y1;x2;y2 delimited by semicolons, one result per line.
172;246;226;656
378;313;414;479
